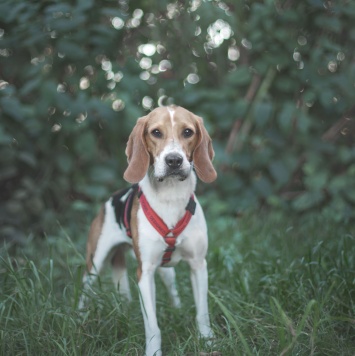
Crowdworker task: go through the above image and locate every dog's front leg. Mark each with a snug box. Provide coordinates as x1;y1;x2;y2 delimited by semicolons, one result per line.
189;258;213;339
138;264;162;356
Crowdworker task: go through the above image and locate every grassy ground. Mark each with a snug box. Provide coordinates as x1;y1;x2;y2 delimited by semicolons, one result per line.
1;209;354;355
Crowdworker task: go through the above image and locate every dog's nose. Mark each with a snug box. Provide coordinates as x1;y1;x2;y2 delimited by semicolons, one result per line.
165;153;183;169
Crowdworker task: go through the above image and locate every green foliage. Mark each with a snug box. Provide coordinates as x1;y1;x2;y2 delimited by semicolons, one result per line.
1;0;355;239
0;0;143;240
1;213;354;354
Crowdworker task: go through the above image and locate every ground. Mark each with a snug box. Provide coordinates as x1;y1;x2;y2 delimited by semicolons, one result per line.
1;210;354;355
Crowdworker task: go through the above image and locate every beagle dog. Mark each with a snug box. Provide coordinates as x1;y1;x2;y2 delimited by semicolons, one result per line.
79;106;217;356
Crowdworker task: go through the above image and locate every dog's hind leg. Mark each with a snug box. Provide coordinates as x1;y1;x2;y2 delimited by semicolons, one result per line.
111;243;132;302
79;202;125;309
157;267;181;308
79;235;120;309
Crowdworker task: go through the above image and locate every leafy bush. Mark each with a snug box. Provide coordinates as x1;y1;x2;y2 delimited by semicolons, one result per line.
1;0;355;241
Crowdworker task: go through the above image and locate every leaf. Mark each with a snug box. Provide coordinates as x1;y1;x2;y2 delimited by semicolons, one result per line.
319;89;334;108
253;101;273;128
19;77;42;97
304;170;329;190
101;7;123;17
292;191;325;211
346;190;355;204
0;126;12;145
227;67;252;86
79;184;108;199
45;3;72;15
0;97;25;121
6;2;28;22
18;151;37;168
89;166;116;183
253;176;273;198
269;160;290;185
297;112;311;133
275;77;294;93
56;153;73;174
277;103;296;133
57;40;86;60
76;0;95;11
315;15;342;33
73;131;97;160
50;15;86;33
328;175;348;194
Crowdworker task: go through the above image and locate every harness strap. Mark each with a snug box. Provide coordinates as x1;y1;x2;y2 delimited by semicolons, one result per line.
138;187;196;266
123;192;134;237
122;184;139;237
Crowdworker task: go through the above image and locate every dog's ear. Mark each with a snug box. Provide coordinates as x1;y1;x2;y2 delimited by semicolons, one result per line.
123;116;150;183
193;116;217;183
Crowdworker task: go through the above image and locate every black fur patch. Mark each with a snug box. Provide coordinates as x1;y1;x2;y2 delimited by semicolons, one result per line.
111;184;138;231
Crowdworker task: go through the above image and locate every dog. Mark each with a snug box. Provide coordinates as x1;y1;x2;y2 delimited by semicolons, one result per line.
79;105;217;356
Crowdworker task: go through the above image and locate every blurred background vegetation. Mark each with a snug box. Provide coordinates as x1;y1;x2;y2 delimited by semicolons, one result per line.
1;0;355;243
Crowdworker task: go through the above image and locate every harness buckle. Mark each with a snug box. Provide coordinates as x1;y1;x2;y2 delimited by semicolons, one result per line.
185;197;196;215
165;246;175;253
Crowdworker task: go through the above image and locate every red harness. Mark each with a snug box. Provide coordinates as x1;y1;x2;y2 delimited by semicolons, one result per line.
138;187;196;266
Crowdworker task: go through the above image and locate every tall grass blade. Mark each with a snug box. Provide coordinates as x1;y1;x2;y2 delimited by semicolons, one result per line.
271;297;317;355
209;291;252;356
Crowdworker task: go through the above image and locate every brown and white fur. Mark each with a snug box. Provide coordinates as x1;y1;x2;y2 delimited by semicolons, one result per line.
79;106;217;356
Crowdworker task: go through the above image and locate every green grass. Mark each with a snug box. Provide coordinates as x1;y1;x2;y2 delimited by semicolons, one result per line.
1;211;354;355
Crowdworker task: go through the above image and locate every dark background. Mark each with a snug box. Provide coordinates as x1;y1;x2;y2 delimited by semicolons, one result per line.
1;0;355;243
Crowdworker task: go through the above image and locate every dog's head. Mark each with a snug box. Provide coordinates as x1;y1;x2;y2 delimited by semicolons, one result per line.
123;106;217;184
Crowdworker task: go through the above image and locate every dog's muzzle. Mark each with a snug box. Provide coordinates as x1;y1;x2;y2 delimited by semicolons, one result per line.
157;153;191;182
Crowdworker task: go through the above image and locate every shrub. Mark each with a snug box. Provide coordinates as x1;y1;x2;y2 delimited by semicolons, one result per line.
1;0;355;241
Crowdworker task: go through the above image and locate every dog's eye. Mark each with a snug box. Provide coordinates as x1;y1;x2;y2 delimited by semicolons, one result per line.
183;128;194;138
151;129;162;138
